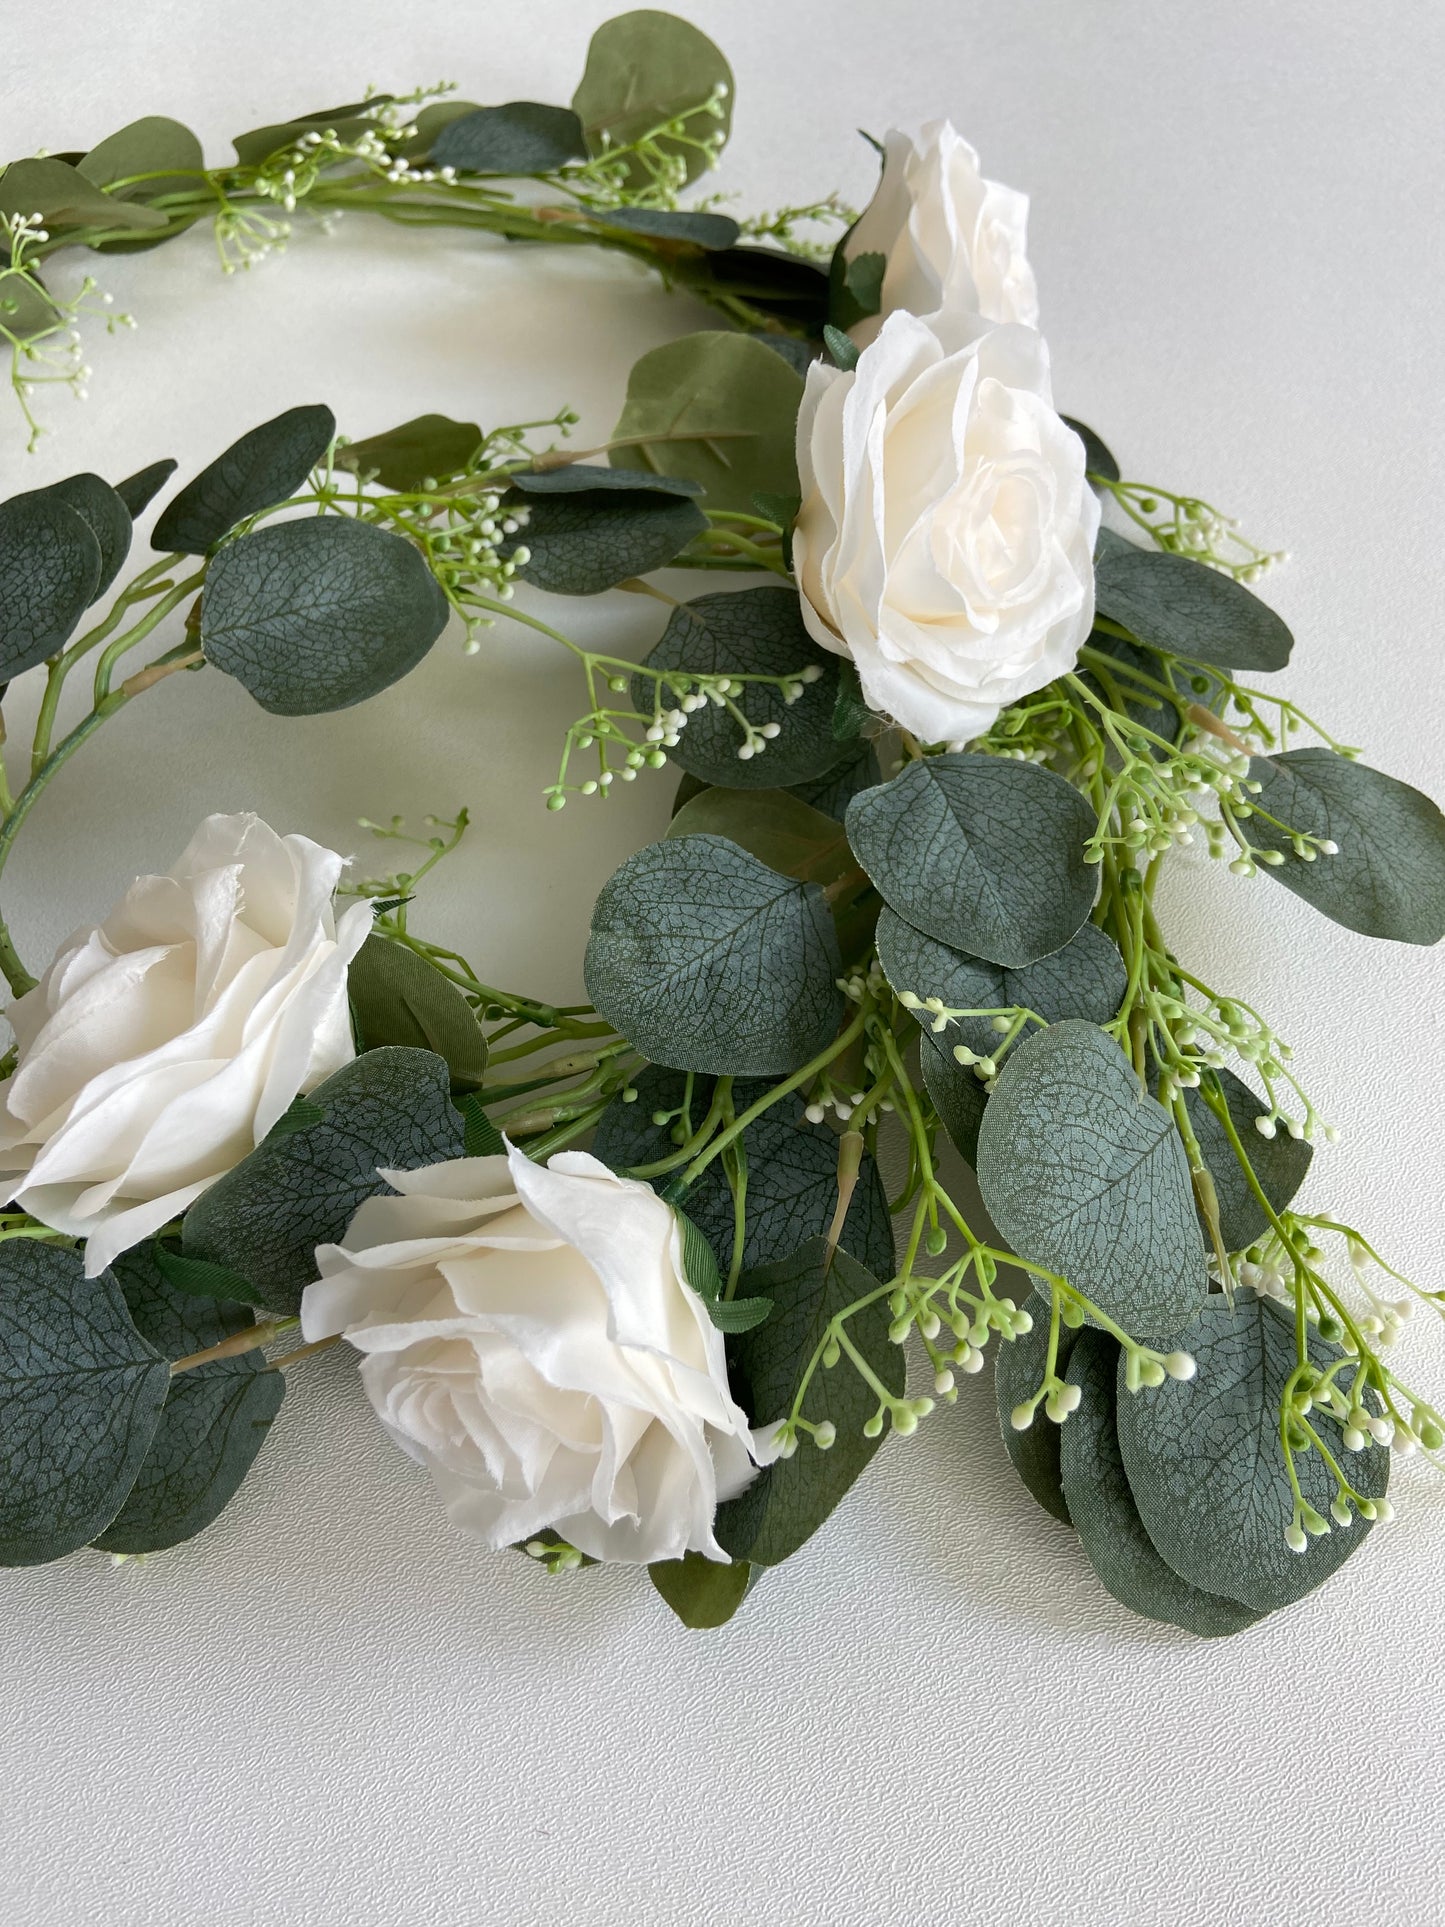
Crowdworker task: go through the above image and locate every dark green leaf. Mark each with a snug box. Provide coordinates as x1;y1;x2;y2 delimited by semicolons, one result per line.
336;413;482;491
610;331;804;513
78;116;204;200
113;457;177;518
1094;526;1292;673
0;157;169;233
182;1047;465;1315
572;10;734;187
788;738;882;820
508;464;701;498
348;934;488;1090
715;1239;901;1564
667;788;854;887
456;1092;506;1158
0;1241;169;1565
0;490;101;679
1062;1328;1264;1636
677;1206;723;1300
153;1245;265;1308
200;515;449;715
843;250;885;316
394;100;482;162
585;835;844;1077
264;1096;326;1143
1185;1069;1312;1252
649;1552;754;1626
920;1042;989;1165
1117;1295;1389;1613
822;323;859;371
993;1289;1080;1524
232;99;387;167
92;1248;285;1555
688;248;827;329
1061;417;1120;486
598;207;740;249
847;753;1097;969
1246;749;1445;945
502;488;706;594
431;102;587;175
1080;627;1223;745
708;1296;774;1334
639;587;849;788
152;402;336;554
976;1021;1208;1337
29;471;131;597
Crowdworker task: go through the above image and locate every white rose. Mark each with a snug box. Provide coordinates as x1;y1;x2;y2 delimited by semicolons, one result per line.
844;120;1039;348
0;812;371;1277
300;1145;765;1564
793;310;1099;744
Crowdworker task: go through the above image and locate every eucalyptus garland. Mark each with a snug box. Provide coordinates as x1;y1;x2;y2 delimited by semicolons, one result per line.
1;11;1441;1634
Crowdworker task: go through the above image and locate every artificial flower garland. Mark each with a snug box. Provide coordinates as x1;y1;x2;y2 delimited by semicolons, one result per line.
0;10;1442;1632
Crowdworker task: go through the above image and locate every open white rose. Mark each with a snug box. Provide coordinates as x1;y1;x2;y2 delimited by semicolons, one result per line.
301;1146;765;1564
844;120;1039;348
0;812;371;1277
793;310;1099;745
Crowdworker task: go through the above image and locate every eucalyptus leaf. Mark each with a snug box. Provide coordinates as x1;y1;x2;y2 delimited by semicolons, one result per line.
201;516;450;715
920;1041;989;1166
113;457;177;518
788;739;882;821
182;1047;465;1315
993;1290;1080;1524
1061;416;1120;485
431;102;587;175
1093;526;1292;673
667;789;854;888
1080;627;1225;746
152;403;336;554
1184;1068;1312;1252
0;157;169;233
0;266;61;344
599;207;741;249
639;587;849;788
508;464;701;498
29;471;132;597
336;413;482;491
586;835;843;1077
610;331;804;513
0;1241;169;1566
649;1552;754;1627
572;11;734;187
92;1248;285;1555
1117;1295;1389;1613
976;1021;1208;1337
502;487;705;594
0;489;101;679
232;99;387;167
395;100;482;162
1246;749;1445;945
688;247;828;330
847;754;1097;969
715;1239;901;1565
348;933;489;1090
78;116;205;200
1061;1328;1265;1636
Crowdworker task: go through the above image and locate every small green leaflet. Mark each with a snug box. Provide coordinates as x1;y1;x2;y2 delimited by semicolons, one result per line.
676;1206;772;1335
154;1244;265;1308
348;934;489;1090
152;402;336;554
456;1092;507;1158
649;1552;754;1628
1093;526;1293;673
993;1291;1079;1526
431;102;587;175
822;324;859;371
336;413;483;491
572;11;734;187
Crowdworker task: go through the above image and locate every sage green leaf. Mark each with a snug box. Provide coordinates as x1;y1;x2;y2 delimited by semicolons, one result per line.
1117;1295;1389;1613
715;1239;901;1565
78;116;204;200
395;100;482;162
0;157;169;233
232;98;387;167
1094;526;1292;673
572;11;734;186
667;789;854;888
200;516;449;715
431;102;586;175
640;587;847;788
114;457;177;517
600;207;740;248
28;471;131;597
843;250;885;316
0;1241;169;1566
650;1552;754;1627
152;402;336;554
993;1291;1079;1525
336;413;482;491
1061;1328;1264;1636
1061;416;1120;485
610;331;804;513
0;490;101;679
1080;627;1223;745
502;488;705;594
789;739;882;820
182;1047;464;1315
91;1248;285;1555
585;835;844;1077
0;265;61;344
1184;1068;1312;1252
1246;749;1445;945
153;1245;264;1308
509;464;701;499
347;934;488;1090
976;1021;1208;1337
847;754;1097;968
920;1043;989;1167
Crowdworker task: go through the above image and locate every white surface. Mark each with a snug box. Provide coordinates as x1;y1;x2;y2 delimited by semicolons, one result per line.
3;5;1445;1923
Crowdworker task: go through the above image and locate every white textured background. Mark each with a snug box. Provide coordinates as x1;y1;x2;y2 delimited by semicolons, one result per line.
3;5;1445;1923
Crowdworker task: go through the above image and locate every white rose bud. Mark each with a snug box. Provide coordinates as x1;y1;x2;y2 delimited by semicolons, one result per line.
300;1146;770;1564
0;813;372;1276
844;121;1039;347
793;312;1099;744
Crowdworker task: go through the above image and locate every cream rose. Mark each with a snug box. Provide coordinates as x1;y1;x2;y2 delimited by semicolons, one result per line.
0;812;371;1277
793;310;1099;745
844;120;1039;348
300;1146;765;1564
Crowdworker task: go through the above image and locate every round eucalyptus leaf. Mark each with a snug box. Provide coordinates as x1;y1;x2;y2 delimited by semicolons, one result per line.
0;156;169;233
610;331;803;513
25;471;132;598
0;1241;170;1566
1246;749;1445;945
431;102;586;175
78;116;205;200
976;1021;1208;1338
1183;1068;1312;1252
0;490;102;679
1094;526;1293;673
503;488;705;595
347;933;489;1090
585;834;844;1076
336;413;482;491
846;754;1097;968
201;516;449;715
640;587;847;788
572;11;734;186
1117;1295;1389;1614
993;1289;1080;1525
153;402;336;555
667;788;854;888
1062;1328;1265;1636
